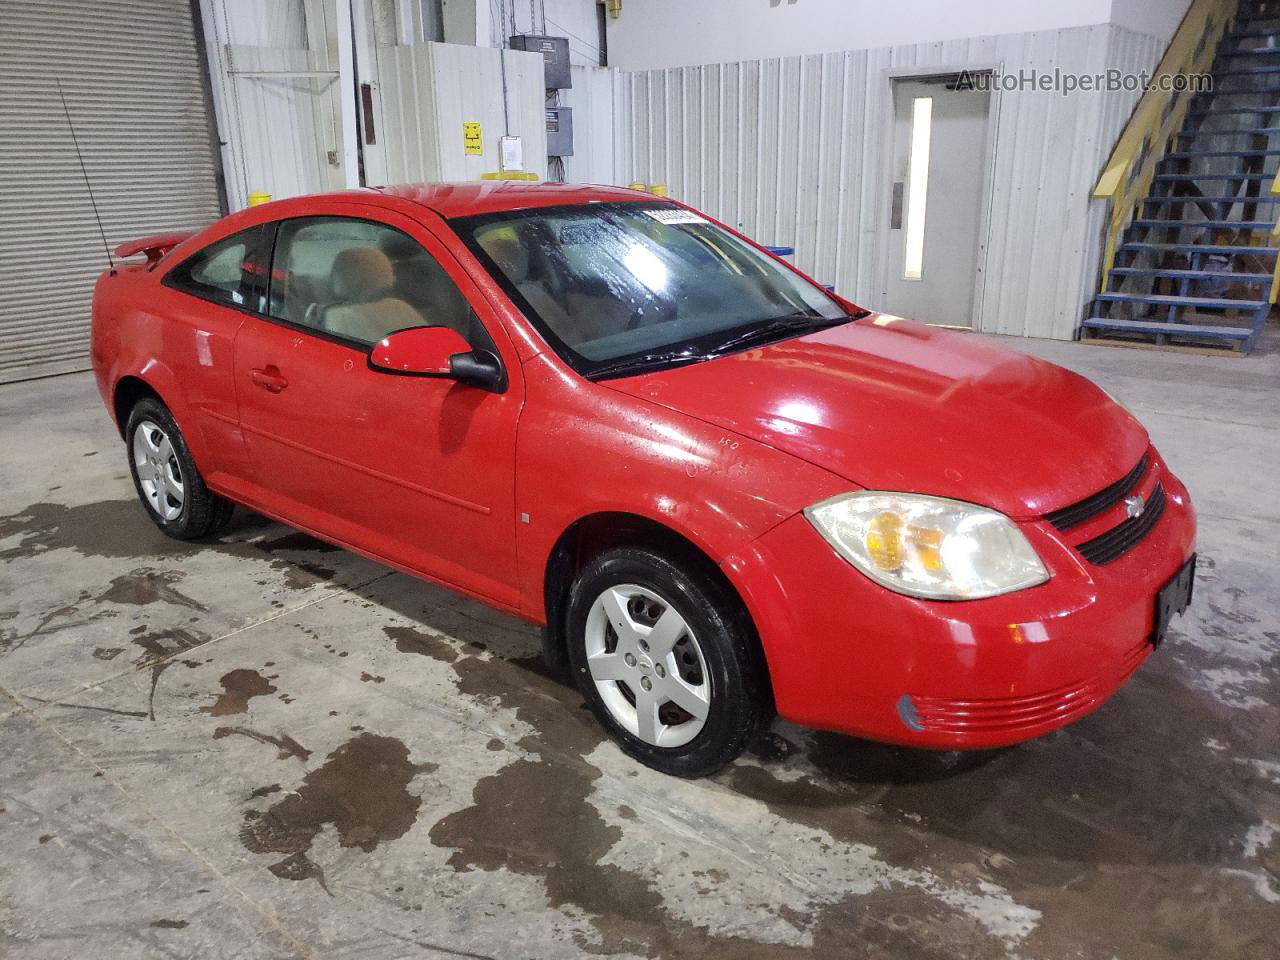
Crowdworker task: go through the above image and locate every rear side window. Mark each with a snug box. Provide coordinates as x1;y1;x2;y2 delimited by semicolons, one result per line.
166;226;268;311
266;216;486;348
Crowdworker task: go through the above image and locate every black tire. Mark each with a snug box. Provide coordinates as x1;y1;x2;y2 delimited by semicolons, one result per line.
565;546;768;777
124;397;234;540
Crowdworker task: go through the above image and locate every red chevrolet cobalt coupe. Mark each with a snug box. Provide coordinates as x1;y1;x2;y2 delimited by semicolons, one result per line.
92;183;1196;776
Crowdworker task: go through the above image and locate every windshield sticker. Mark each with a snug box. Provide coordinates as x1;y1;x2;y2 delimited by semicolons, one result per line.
644;208;708;225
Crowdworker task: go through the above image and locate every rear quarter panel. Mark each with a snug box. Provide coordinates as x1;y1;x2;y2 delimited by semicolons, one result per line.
91;265;143;418
91;263;250;483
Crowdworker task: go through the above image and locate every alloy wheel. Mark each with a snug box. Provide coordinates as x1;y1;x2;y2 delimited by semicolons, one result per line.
132;420;185;521
583;583;711;748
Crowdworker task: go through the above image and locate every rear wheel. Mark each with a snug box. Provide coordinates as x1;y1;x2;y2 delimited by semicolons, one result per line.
125;398;233;540
566;546;767;777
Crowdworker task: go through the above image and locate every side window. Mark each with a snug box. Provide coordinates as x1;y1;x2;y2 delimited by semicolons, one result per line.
267;216;487;348
166;226;267;311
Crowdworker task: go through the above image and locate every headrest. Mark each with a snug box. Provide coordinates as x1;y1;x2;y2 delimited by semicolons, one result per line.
480;235;530;283
378;230;421;260
330;247;394;301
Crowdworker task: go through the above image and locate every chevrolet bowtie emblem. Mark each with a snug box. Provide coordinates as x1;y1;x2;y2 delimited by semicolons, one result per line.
1124;494;1146;519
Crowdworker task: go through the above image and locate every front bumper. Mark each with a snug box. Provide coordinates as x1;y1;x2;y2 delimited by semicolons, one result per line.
721;452;1197;749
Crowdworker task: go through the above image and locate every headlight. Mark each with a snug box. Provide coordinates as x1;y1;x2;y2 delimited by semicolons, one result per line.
804;492;1049;600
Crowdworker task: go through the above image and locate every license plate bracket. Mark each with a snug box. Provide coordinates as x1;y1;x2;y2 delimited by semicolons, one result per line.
1151;553;1196;649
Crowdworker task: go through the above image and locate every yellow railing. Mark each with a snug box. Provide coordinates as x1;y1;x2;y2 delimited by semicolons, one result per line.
1092;0;1239;290
1270;169;1280;302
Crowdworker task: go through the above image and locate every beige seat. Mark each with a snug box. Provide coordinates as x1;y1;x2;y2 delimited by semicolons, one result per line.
321;247;423;343
564;287;635;342
481;235;585;346
378;232;493;346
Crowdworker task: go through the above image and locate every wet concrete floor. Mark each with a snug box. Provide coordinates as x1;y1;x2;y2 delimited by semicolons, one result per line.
1;335;1277;959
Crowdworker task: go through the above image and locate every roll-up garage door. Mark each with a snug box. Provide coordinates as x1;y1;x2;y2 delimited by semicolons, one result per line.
0;0;223;383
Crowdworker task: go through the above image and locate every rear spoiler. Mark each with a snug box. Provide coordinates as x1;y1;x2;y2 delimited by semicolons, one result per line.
113;231;194;265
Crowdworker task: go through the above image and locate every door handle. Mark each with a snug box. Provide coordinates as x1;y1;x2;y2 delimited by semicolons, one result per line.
249;366;289;393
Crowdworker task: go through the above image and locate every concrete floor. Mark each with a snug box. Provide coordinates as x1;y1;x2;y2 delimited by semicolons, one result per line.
0;335;1277;960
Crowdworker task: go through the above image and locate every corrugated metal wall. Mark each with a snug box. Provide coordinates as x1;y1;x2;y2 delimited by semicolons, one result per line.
371;43;548;184
614;26;1164;340
560;65;618;185
218;45;345;206
0;0;223;382
199;0;344;210
203;0;554;199
1081;27;1173;302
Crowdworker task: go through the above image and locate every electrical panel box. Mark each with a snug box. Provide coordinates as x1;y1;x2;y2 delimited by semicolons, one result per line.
510;34;572;90
545;106;573;157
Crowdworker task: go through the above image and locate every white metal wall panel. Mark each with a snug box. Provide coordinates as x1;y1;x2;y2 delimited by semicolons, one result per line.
199;0;344;210
614;25;1164;341
220;45;345;205
374;45;443;185
560;65;617;185
1077;27;1167;308
371;43;547;184
218;0;309;47
0;0;223;382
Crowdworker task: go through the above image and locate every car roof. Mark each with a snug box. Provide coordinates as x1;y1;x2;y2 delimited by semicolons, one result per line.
163;182;666;266
370;181;659;218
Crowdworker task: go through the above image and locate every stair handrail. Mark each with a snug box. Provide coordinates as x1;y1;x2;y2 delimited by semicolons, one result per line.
1092;0;1240;292
1270;168;1280;302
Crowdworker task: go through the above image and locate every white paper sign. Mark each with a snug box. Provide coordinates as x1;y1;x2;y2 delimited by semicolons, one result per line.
643;208;707;225
500;136;523;171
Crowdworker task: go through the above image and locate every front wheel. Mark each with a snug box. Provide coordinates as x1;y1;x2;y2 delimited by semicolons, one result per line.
125;397;233;540
566;546;768;777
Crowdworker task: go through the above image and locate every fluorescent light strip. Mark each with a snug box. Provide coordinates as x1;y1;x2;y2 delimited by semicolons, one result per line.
903;96;932;280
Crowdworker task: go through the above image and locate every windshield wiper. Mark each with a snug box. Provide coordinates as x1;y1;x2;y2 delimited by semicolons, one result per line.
586;311;866;381
707;312;855;356
586;350;704;381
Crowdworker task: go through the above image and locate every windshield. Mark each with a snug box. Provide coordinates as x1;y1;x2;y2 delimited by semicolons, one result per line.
454;203;855;378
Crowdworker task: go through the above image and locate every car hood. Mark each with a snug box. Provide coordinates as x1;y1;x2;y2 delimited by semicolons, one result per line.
603;315;1149;519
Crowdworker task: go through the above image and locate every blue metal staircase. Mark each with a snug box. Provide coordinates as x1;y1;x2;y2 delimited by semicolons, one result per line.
1084;1;1280;352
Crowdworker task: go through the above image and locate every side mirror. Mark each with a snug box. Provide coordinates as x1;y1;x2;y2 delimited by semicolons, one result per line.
368;326;506;392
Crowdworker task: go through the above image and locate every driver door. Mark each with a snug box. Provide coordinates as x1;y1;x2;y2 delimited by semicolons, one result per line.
231;203;523;609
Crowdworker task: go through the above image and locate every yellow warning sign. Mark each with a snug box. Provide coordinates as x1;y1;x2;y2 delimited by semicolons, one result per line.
463;122;483;156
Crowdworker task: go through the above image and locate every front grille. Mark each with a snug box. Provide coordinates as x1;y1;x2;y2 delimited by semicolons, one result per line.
1045;453;1150;531
1076;483;1166;565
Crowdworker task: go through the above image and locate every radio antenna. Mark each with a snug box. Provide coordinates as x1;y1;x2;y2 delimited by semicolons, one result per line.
57;79;114;269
